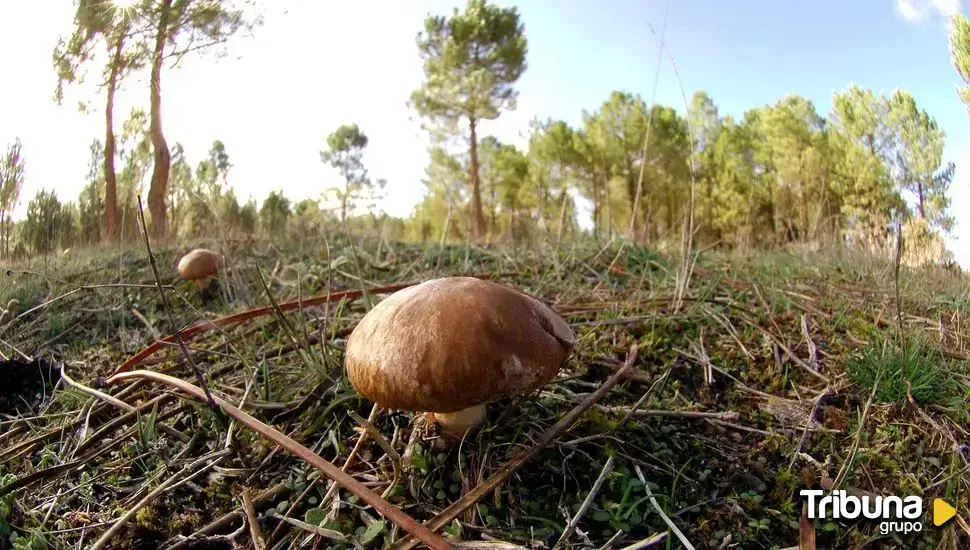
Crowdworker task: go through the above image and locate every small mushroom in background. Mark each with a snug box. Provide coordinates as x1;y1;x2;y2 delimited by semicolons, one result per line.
0;299;20;324
177;248;222;289
345;276;576;442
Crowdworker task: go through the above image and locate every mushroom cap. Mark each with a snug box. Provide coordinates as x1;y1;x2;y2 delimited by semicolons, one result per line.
177;249;221;280
345;276;576;414
5;299;19;315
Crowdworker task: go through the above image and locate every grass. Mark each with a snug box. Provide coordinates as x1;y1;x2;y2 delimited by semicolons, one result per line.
0;235;968;549
845;338;959;406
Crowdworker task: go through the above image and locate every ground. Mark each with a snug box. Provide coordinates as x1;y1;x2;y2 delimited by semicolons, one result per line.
0;235;968;550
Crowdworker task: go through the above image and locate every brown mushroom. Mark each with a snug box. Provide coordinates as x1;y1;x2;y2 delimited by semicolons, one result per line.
344;276;575;440
0;298;19;324
177;248;221;289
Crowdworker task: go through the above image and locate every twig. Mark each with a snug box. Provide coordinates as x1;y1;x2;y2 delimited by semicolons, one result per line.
135;195;220;414
554;455;615;548
893;220;904;338
105;369;453;550
389;344;639;550
60;362;189;444
132;308;163;341
955;513;970;538
612;369;672;432
594;358;652;384
61;362;134;411
263;510;350;543
634;464;695;550
596;405;740;421
165;481;290;549
90;449;233;550
740;315;829;384
242;487;266;550
788;387;830;470
254;265;305;351
316;404;381;514
676;347;779;401
616;532;668;550
597;530;627;550
347;408;402;499
799;501;816;550
800;314;819;372
832;372;881;489
627;5;668;241
110;278;530;375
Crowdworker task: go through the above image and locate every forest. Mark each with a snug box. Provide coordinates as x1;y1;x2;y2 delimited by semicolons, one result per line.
3;1;970;549
0;1;966;268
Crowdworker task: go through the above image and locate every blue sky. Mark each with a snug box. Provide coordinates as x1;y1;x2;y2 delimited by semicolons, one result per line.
1;0;967;261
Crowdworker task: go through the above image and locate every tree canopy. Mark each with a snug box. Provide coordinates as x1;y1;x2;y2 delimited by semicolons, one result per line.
410;0;527;241
13;0;954;268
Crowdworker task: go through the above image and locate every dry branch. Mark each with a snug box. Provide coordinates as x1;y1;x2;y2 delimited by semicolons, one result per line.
389;344;639;550
105;369;453;550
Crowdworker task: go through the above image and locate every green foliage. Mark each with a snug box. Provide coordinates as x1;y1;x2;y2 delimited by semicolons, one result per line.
260;190;291;236
404;81;954;257
0;138;26;258
52;0;147;106
53;0;150;241
949;13;970;111
411;0;528;240
18;1;956;271
22;189;71;255
527;118;581;239
846;339;958;405
0;470;13;540
480;136;531;241
888;90;953;232
238;198;258;235
53;0;262;240
411;0;527;128
112;107;153;238
176;140;254;239
78;140;106;245
10;531;48;550
321;124;374;222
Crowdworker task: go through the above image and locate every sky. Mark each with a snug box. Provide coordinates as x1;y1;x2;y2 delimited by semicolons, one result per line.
1;0;968;263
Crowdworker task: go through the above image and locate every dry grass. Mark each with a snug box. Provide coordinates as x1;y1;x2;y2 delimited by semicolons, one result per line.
0;234;968;549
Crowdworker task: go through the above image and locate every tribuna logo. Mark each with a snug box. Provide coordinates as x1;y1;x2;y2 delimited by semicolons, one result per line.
800;490;923;534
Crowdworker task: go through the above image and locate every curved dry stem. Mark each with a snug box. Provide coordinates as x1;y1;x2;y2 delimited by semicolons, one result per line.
105;369;453;550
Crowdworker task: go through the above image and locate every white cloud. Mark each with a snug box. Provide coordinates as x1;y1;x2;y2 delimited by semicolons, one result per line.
898;0;925;20
896;0;962;22
934;0;963;16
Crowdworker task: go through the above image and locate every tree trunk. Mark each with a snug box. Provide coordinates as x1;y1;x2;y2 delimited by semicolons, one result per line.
705;176;714;243
468;116;486;241
104;34;123;243
917;182;926;219
147;0;174;239
0;211;5;259
556;188;569;243
605;185;612;239
591;174;602;238
341;188;348;223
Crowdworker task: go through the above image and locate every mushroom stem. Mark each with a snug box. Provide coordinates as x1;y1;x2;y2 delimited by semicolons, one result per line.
429;404;487;439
